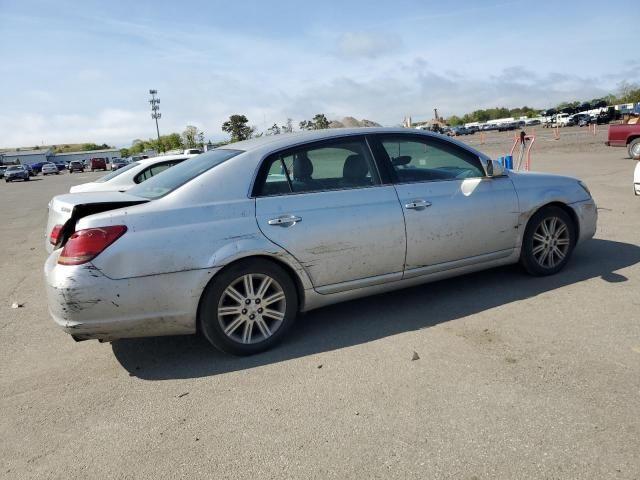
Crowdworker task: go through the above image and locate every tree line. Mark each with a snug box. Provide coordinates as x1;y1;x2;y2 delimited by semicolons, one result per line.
446;82;640;126
120;125;206;158
118;113;334;155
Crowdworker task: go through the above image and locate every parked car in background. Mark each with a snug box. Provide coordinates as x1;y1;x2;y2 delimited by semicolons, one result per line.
452;127;473;136
69;154;197;193
29;162;46;173
87;158;107;172
554;113;571;127
569;113;590;126
54;162;67;171
68;160;85;173
525;119;541;126
110;158;127;171
578;116;594;127
5;165;30;182
0;166;7;178
498;122;517;132
606;122;640;158
41;163;60;175
596;107;622;125
45;128;597;355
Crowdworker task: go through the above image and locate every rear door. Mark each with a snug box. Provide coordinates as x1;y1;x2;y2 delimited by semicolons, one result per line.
369;133;519;274
254;136;406;291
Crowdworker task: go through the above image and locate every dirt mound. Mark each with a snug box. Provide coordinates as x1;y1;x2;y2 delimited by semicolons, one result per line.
329;117;382;128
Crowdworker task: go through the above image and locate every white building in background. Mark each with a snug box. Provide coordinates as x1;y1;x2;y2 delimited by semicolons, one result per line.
53;148;121;164
1;148;53;165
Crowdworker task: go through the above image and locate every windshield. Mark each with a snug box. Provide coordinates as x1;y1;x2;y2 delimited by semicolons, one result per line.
95;161;140;183
129;149;242;200
7;166;21;171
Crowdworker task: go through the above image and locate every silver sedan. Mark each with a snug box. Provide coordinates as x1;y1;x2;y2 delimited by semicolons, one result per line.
45;128;597;355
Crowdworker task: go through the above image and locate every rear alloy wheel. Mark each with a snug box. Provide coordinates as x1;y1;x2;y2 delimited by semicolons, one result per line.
199;259;298;355
628;138;640;160
520;206;575;276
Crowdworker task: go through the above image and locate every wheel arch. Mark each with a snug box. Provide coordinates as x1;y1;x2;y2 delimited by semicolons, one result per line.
626;135;640;145
195;254;307;333
524;201;580;241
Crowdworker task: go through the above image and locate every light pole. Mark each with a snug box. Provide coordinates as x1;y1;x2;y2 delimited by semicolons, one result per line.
149;89;162;151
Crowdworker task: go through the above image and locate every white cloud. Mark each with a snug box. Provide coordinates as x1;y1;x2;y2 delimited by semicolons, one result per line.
336;31;403;59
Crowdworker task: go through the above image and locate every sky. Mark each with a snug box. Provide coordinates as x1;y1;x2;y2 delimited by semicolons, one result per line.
0;0;638;148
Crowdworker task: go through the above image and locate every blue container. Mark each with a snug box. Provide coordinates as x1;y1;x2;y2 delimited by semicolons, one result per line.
505;155;513;169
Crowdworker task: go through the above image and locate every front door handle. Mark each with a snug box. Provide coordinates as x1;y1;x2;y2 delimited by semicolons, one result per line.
404;199;432;210
267;215;302;227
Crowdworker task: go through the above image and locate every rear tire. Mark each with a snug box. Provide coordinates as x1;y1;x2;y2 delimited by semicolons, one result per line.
199;258;298;355
520;206;576;276
628;138;640;160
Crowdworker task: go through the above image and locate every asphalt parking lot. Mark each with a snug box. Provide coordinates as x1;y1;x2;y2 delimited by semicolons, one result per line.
1;129;639;479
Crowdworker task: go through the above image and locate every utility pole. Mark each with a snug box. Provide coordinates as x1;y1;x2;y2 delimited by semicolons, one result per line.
149;89;162;151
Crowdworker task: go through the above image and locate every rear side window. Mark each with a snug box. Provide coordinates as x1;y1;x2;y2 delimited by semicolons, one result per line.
256;138;379;196
129;149;242;199
134;160;183;184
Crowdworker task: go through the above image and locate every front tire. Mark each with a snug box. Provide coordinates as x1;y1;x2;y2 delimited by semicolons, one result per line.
628;138;640;160
520;206;576;276
199;259;298;355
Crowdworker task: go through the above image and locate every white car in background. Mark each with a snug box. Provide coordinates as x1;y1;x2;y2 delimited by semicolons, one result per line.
69;154;197;193
41;163;60;175
634;161;640;196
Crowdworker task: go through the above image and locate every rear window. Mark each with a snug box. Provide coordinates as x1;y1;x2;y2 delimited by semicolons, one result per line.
128;149;242;199
94;161;140;183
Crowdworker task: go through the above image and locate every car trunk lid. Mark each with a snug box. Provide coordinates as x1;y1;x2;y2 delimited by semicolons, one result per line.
46;192;148;253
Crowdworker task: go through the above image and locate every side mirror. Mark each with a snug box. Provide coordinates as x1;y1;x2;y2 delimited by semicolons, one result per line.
391;155;411;166
485;159;505;177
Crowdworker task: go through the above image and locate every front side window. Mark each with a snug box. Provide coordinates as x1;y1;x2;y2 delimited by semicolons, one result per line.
256;138;379;196
377;135;484;183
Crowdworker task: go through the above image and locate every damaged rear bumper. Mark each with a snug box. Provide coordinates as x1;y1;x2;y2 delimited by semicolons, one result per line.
44;251;219;341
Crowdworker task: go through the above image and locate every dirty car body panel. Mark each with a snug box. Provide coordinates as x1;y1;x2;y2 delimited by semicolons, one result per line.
44;128;597;343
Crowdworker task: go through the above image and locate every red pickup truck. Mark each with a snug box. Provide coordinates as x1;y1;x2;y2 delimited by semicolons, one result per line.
607;123;640;159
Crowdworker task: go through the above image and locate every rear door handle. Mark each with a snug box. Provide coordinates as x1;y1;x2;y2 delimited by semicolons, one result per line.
404;199;431;210
267;215;302;227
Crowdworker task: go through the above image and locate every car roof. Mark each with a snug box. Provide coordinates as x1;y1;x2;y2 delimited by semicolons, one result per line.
221;127;474;154
137;154;198;165
211;127;491;166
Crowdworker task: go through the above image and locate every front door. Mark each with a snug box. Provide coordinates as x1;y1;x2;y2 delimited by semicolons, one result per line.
254;136;406;290
369;134;519;273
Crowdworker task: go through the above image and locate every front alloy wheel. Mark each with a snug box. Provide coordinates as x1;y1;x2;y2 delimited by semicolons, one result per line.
531;216;570;269
200;259;298;355
521;206;575;276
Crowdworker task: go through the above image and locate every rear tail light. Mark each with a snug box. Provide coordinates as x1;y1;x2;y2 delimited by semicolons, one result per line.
49;224;63;246
58;225;127;266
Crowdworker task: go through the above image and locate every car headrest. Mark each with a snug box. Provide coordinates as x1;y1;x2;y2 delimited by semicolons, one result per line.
343;154;369;179
293;153;313;180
